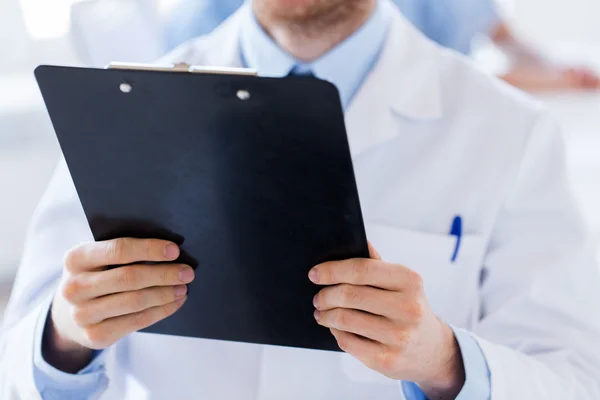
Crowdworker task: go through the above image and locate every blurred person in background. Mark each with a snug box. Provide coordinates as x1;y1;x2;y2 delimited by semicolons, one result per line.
164;0;599;91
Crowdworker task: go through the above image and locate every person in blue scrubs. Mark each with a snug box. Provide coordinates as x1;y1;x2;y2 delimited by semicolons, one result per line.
163;0;599;91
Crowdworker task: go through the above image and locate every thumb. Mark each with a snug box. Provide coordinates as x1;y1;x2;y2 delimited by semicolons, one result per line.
368;241;382;260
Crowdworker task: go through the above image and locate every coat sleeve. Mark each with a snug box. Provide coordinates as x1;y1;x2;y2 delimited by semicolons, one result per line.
0;160;96;399
471;111;600;399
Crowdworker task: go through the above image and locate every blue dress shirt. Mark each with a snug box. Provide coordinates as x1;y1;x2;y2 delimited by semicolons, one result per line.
165;0;499;55
33;2;491;399
238;0;387;109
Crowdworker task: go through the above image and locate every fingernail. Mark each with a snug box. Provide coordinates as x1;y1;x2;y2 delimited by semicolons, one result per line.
314;310;321;321
165;244;179;259
179;266;195;283
176;296;188;306
313;294;319;308
309;268;319;283
173;285;188;298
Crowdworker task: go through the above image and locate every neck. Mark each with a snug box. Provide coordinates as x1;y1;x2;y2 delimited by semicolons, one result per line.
253;0;377;62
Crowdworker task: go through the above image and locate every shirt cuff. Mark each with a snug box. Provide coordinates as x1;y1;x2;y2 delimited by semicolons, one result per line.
400;327;491;400
453;327;491;399
33;299;109;398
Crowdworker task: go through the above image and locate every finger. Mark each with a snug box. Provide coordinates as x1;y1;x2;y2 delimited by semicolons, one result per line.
570;70;597;88
582;73;600;88
64;263;195;302
65;238;180;272
84;297;187;349
368;242;382;260
309;258;422;292
314;284;407;318
315;308;399;345
330;328;388;372
73;285;188;326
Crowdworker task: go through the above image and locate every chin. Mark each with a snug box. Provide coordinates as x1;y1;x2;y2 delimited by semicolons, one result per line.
254;0;339;20
258;0;321;7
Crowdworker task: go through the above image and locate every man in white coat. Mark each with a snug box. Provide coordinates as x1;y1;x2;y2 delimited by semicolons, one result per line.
2;0;600;399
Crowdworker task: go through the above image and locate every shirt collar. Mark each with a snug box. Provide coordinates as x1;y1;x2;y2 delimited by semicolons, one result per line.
240;1;388;108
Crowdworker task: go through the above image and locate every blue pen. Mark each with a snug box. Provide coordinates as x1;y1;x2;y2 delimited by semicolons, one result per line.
449;216;462;263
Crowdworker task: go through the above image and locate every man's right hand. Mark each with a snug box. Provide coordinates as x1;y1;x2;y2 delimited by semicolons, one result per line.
44;238;195;373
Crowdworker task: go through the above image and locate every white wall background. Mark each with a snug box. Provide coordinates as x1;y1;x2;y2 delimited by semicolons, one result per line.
511;0;600;42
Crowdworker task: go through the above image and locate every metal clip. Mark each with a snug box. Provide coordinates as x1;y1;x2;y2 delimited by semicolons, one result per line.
106;62;257;76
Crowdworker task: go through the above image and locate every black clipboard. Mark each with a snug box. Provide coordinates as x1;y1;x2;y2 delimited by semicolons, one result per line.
35;63;369;352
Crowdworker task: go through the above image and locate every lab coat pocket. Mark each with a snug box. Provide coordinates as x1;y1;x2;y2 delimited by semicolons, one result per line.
366;222;487;324
341;223;487;384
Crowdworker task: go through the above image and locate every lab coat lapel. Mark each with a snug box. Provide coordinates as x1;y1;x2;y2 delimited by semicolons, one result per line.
345;3;443;156
203;12;245;68
173;8;247;69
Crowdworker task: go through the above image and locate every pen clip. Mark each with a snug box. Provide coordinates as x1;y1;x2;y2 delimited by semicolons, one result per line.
449;216;462;263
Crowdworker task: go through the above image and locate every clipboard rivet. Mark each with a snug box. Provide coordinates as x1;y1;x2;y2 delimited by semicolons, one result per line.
236;90;251;101
120;83;133;93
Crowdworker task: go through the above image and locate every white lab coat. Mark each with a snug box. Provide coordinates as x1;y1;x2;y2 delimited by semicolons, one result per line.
2;2;600;399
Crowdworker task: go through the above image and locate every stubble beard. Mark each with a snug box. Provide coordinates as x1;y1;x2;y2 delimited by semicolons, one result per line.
253;0;373;39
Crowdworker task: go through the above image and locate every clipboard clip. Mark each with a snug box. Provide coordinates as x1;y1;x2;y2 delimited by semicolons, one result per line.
107;62;257;76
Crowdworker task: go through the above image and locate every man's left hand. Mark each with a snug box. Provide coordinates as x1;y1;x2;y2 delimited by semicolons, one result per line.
309;244;465;400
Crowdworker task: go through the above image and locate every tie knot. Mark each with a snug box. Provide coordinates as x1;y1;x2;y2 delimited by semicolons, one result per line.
287;66;315;78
